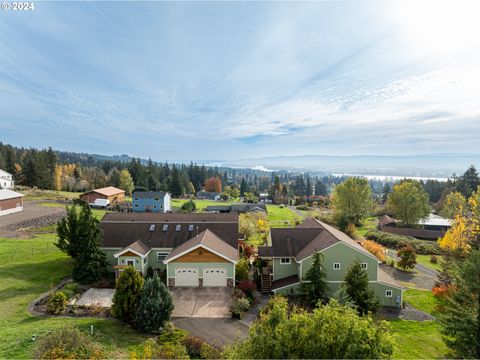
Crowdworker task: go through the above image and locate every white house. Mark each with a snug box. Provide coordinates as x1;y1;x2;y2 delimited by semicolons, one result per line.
0;189;23;216
0;169;14;189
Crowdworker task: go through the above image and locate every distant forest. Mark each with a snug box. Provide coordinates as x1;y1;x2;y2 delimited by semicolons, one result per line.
0;142;478;206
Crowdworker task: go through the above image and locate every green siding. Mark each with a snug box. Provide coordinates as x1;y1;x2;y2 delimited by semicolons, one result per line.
147;248;173;271
103;249;118;271
301;242;378;282
118;255;143;271
167;262;234;278
272;258;298;281
372;282;403;308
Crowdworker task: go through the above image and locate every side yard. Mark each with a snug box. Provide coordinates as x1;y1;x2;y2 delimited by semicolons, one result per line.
266;205;301;228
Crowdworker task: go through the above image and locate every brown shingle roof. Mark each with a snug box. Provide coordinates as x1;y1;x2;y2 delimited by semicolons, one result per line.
378;215;396;227
100;213;239;249
163;229;238;263
378;264;405;289
88;186;125;197
117;239;150;256
296;218;323;228
271;274;300;290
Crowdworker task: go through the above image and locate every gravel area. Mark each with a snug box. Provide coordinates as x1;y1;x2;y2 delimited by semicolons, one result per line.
378;303;435;321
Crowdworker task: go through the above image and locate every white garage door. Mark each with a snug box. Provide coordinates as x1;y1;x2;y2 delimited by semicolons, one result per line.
203;267;227;287
175;268;199;287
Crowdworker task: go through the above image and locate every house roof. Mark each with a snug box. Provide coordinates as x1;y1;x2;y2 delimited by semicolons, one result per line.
378;215;397;227
296;218;323;228
271;274;300;290
100;212;239;249
378;265;405;290
86;186;125;197
115;239;151;257
418;214;452;227
163;229;238;263
258;218;378;262
0;189;23;201
0;169;12;177
205;203;267;213
133;191;169;198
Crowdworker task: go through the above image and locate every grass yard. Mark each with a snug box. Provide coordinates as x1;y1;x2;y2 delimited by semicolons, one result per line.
266;205;302;228
37;202;65;208
171;198;239;211
356;216;378;237
0;234;150;359
22;189;81;201
403;289;446;317
416;254;443;272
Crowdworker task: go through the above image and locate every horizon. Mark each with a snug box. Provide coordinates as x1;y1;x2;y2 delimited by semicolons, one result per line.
1;1;480;161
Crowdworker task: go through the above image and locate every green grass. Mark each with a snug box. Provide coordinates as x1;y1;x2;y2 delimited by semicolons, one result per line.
171;198;239;211
416;254;443;271
0;234;150;358
390;320;449;359
403;289;446;317
266;205;302;228
356;216;378;237
22;190;80;201
37;202;65;208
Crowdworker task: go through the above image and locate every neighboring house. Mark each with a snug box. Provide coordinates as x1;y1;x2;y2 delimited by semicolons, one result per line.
258;218;403;308
80;186;125;204
0;189;23;216
132;191;171;213
205;203;267;214
196;191;221;201
100;213;239;287
378;214;451;240
259;192;272;203
0;169;14;189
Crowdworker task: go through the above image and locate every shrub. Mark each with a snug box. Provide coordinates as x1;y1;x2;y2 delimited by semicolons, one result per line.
230;297;250;319
432;285;456;299
430;255;438;264
232;288;246;299
111;266;144;323
182;335;204;358
243;244;255;258
34;327;103;359
237;280;256;300
145;266;155;278
235;258;249;281
361;240;386;262
181;200;196;213
158;327;188;344
47;291;68;315
365;229;441;255
397;245;417;271
296;205;312;211
344;223;357;239
200;343;224;359
62;283;81;299
279;204;285;208
134;274;174;333
134;339;189;360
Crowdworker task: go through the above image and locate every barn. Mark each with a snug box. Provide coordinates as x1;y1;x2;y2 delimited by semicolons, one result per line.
0;189;24;216
80;186;125;204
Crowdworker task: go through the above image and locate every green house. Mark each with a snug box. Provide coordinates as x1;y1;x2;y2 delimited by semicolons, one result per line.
100;213;239;288
258;218;404;307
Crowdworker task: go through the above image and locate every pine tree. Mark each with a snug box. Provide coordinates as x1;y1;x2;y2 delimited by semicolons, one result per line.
299;253;329;305
56;206;81;258
112;266;144;323
240;177;248;196
170;165;183;197
343;259;380;315
134;275;174;333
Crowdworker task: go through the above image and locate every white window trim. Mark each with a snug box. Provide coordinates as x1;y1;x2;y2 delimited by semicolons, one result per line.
280;258;291;265
126;259;135;267
385;290;393;297
333;262;341;270
361;263;368;269
157;251;170;262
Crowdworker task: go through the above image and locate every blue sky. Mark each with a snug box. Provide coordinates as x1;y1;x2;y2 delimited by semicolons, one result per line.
1;1;480;162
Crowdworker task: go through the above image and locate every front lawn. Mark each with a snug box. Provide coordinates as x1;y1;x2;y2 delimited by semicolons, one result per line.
0;234;149;359
171;198;238;211
266;205;301;228
416;254;443;272
403;289;445;317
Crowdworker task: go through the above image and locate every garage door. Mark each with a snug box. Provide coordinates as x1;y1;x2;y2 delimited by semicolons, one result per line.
175;268;199;287
203;267;227;287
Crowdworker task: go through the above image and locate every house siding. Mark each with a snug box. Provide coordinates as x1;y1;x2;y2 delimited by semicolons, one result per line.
272;258;298;281
103;249;119;270
300;242;378;281
132;193;171;213
146;248;173;271
372;282;403;308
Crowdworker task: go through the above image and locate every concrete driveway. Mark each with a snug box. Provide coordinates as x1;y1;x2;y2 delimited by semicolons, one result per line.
171;287;232;318
75;288;115;307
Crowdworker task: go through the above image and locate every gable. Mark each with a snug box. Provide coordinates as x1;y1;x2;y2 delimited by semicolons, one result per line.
118;251;139;257
174;247;229;263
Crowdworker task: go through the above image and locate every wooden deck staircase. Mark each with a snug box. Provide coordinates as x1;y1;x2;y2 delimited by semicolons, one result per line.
260;267;272;294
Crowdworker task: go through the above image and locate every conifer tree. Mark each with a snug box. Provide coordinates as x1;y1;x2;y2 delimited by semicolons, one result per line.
343;259;380;315
112;266;144;323
299;252;329;305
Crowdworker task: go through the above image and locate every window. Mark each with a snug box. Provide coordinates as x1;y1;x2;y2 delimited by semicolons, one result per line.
149;224;155;231
143;258;147;264
176;225;181;231
134;197;138;201
361;263;368;269
153;205;157;209
280;258;291;265
385;290;393;297
134;204;139;208
154;197;160;201
163;224;168;231
126;259;135;267
333;263;341;270
157;251;170;261
188;224;194;231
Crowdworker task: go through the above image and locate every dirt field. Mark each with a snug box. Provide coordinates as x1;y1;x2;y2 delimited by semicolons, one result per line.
0;201;66;238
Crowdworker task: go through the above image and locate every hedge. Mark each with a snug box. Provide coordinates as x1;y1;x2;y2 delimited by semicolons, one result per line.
365;230;441;255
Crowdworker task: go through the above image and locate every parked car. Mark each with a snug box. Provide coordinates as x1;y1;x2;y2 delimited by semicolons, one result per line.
89;198;110;208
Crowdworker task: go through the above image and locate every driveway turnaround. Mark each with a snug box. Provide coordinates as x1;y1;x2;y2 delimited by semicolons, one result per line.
75;288;115;307
171;287;232;318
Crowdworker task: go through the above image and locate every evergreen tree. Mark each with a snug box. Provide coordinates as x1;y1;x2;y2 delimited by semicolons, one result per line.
4;146;16;176
299;253;329;305
314;181;328;196
109;169;120;187
56;206;82;258
112;266;144;323
435;253;456;287
440;249;480;358
240;177;248;196
134;274;174;333
462;165;480;196
170;165;183;197
343;259;380;315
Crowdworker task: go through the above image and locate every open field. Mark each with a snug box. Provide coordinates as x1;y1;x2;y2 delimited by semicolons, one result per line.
356;216;378;237
171;198;240;211
416;254;442;272
0;234;149;359
21;189;81;201
266;205;302;228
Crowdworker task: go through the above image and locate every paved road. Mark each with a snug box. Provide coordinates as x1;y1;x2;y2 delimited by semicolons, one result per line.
387;249;438;277
287;206;306;218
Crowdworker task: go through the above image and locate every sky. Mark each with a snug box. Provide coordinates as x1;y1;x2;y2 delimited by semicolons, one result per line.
1;0;480;162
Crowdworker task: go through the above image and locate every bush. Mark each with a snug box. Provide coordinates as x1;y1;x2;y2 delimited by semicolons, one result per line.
230;297;250;319
34;327;103;359
430;255;438;264
396;245;417;271
344;223;357;239
182;335;204;358
361;240;386;262
181;200;196;213
146;265;155;278
237;280;256;301
365;229;441;255
235;258;249;281
135;339;189;360
232;288;246;299
200;343;224;359
432;285;456;299
47;291;68;315
296;205;312;211
111;266;144;323
62;282;81;299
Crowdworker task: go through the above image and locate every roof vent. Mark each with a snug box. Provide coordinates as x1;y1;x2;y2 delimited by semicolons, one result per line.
149;224;155;232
